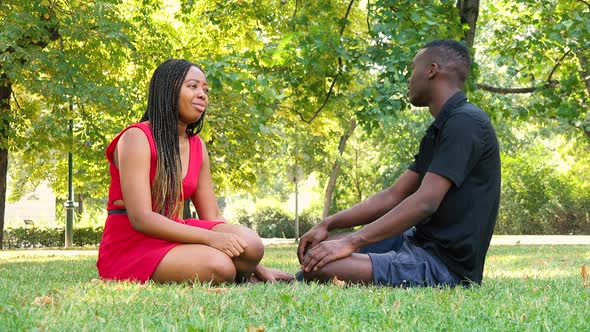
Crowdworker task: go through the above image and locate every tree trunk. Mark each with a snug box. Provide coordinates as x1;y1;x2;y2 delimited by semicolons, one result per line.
77;193;84;214
0;74;11;249
580;55;590;95
352;145;363;202
322;120;357;218
183;199;192;219
579;54;590;138
456;0;480;49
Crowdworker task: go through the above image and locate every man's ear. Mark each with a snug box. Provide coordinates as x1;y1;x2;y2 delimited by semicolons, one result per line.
428;62;439;80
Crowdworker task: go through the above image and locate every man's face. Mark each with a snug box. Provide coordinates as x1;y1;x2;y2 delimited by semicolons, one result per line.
408;50;431;107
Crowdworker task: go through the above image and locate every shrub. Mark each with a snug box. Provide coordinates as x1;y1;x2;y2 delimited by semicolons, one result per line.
232;207;254;229
298;208;321;236
253;204;294;238
497;151;590;235
2;226;104;249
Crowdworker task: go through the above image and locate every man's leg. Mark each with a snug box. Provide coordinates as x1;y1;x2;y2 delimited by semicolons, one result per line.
299;253;374;284
297;232;404;283
325;232;404;253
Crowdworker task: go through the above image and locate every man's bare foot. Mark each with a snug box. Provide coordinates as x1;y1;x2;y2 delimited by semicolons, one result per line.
254;265;294;283
247;274;263;283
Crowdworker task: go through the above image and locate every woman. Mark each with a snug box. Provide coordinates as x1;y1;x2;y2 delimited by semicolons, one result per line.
97;59;292;284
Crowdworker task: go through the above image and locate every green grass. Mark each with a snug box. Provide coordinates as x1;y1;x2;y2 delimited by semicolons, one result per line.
1;245;589;331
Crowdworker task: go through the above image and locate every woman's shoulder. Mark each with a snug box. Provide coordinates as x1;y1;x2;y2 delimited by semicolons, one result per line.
106;122;152;160
116;122;150;142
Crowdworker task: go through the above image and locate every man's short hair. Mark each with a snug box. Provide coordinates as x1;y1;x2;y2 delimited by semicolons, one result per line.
423;39;471;83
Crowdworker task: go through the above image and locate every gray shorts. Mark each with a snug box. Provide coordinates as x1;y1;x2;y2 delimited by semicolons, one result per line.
359;229;460;287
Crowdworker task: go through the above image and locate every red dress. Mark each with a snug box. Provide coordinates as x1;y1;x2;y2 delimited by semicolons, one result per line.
96;122;223;282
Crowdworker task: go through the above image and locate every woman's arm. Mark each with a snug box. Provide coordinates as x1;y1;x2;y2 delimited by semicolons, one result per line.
117;129;244;256
191;138;225;221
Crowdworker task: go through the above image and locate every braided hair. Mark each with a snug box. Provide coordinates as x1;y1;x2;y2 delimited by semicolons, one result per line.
140;59;207;219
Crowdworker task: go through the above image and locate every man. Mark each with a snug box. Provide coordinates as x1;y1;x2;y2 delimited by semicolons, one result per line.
297;39;501;287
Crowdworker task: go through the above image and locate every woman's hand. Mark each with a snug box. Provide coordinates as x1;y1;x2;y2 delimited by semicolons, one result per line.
297;223;329;264
207;232;248;258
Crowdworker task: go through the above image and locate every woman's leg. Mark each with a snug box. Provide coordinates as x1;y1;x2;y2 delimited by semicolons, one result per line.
210;223;264;280
151;244;236;284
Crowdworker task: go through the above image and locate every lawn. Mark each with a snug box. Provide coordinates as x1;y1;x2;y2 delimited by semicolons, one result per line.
1;244;589;331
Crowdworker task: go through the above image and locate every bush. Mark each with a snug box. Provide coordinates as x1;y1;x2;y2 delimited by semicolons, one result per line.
232;207;254;229
2;226;104;249
253;204;294;238
497;151;590;235
298;208;321;236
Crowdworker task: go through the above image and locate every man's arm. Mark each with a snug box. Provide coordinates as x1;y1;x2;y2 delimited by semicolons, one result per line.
301;172;452;272
325;169;420;230
350;172;451;247
297;170;420;263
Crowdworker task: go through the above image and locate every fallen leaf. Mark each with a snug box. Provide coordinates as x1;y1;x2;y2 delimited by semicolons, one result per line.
582;264;588;287
247;326;265;332
205;288;228;293
90;278;102;284
332;276;345;287
32;296;54;306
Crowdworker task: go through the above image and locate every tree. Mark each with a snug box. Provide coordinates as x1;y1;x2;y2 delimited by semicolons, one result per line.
1;0;151;246
1;0;62;246
468;0;589;137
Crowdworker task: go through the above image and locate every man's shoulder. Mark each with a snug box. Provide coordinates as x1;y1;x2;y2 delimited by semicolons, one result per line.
446;103;491;127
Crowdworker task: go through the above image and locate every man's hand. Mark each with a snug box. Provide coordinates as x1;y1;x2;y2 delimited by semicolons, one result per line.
297;223;329;264
254;265;294;283
301;238;356;272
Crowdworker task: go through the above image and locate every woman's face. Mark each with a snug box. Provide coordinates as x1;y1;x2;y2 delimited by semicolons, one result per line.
178;66;209;124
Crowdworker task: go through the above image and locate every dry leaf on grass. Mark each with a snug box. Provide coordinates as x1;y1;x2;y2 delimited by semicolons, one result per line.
247;326;265;332
90;278;103;284
582;264;588;287
332;276;346;287
32;296;54;306
205;288;229;293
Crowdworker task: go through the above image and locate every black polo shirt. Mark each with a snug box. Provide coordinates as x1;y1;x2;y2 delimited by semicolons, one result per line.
408;91;501;284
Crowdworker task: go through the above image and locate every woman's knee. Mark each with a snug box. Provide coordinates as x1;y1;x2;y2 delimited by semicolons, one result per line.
209;252;237;283
239;226;264;263
215;224;264;263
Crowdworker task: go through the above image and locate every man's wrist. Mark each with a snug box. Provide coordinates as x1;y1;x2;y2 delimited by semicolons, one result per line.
319;217;334;231
347;232;368;250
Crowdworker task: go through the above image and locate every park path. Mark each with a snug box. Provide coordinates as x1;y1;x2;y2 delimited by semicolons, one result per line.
263;235;590;246
1;235;589;259
489;235;590;245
